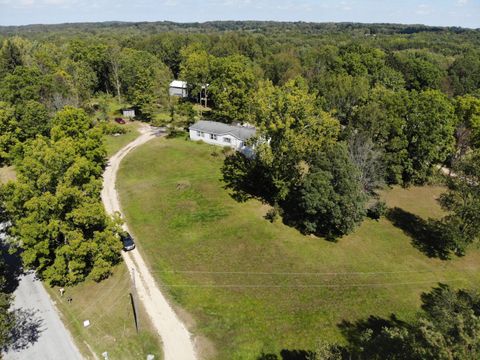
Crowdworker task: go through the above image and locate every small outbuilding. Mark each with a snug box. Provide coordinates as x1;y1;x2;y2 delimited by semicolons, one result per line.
122;109;135;118
189;120;256;156
169;80;188;98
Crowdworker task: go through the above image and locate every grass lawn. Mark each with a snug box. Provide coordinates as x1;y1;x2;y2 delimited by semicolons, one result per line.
0;166;16;184
104;121;142;157
117;138;480;359
46;265;162;360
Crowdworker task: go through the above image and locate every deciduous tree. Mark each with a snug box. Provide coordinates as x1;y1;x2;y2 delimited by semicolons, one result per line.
438;149;480;256
2;107;122;285
404;90;457;184
285;142;366;239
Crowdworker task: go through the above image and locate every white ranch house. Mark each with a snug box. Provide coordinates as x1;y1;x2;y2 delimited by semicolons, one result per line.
189;120;256;155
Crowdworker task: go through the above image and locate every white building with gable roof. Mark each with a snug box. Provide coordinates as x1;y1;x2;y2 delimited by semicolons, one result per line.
189;120;256;155
169;80;188;98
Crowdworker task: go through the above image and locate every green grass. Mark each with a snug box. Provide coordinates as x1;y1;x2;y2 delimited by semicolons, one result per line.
117;138;480;359
46;265;162;360
104;121;142;157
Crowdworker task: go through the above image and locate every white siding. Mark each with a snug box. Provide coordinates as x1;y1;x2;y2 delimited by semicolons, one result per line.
122;109;135;118
189;130;245;150
169;87;188;97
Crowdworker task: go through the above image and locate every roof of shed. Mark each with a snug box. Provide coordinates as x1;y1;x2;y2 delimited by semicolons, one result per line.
189;120;256;141
170;80;187;88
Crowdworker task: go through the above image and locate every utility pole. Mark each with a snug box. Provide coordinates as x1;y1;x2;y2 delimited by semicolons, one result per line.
130;267;140;333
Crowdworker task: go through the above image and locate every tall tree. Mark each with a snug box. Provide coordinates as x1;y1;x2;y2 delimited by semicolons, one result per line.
108;45;122;103
341;284;480;359
390;50;446;91
316;73;370;124
454;95;480;158
14;100;50;142
438;149;480;256
404;90;457;184
0;66;47;105
118;48;171;119
264;50;302;86
180;50;212;106
209;55;258;123
449;50;480;96
351;86;410;185
0;102;18;166
2;107;122;285
285;142;367;239
253;78;340;202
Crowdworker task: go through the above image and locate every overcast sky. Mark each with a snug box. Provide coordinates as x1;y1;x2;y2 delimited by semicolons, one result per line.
0;0;479;28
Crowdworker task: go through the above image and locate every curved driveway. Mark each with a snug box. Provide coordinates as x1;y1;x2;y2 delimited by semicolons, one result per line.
101;125;197;360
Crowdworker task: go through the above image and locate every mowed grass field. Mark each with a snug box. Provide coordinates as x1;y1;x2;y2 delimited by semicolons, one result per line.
117;138;480;359
46;265;162;359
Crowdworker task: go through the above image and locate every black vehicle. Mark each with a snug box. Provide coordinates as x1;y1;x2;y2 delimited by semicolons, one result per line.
121;232;136;251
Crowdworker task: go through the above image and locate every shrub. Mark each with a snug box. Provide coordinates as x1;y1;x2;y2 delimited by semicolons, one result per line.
367;200;387;220
166;128;186;138
222;146;234;156
98;122;127;135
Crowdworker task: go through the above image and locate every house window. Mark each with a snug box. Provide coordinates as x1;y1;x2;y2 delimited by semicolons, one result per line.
223;137;231;144
210;134;217;140
196;131;203;137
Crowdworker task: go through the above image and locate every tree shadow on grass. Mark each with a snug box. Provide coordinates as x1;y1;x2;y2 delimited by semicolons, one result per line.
337;314;412;357
257;350;316;360
339;314;408;344
4;308;44;352
386;207;451;260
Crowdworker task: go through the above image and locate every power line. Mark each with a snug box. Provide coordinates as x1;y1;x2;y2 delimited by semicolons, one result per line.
153;269;465;276
158;278;466;289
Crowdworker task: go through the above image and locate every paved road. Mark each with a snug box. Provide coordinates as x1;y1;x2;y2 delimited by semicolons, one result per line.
4;272;83;360
101;125;198;360
1;222;82;360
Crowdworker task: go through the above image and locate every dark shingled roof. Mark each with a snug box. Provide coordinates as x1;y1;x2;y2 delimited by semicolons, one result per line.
189;120;256;141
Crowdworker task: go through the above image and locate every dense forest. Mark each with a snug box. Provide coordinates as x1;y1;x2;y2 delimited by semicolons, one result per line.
0;21;480;356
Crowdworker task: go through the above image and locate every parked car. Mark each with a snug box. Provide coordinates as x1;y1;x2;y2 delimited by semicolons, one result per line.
115;117;126;124
121;232;136;251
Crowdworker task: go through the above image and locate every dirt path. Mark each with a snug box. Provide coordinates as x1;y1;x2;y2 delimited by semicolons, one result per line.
101;125;198;360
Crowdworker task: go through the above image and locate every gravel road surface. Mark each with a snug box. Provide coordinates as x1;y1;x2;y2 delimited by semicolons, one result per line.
101;125;197;360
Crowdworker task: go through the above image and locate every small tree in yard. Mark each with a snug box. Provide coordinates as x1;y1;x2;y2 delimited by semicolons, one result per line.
284;142;367;239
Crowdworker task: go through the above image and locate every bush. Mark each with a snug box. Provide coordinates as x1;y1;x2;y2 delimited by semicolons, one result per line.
221;146;234;156
367;200;387;220
166;128;186;138
151;118;167;127
98;122;128;135
264;205;282;223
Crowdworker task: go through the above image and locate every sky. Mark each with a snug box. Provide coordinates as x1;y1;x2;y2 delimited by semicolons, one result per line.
0;0;479;28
